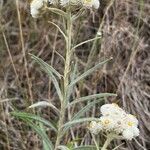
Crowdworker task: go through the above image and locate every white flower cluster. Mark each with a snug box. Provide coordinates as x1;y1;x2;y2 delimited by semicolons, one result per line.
89;103;140;140
30;0;100;18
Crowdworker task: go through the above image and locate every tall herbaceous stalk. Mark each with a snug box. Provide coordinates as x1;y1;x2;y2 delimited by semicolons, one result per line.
55;10;72;149
11;0;140;150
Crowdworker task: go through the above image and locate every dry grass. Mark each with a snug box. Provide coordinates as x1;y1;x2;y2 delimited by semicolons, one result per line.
0;0;150;149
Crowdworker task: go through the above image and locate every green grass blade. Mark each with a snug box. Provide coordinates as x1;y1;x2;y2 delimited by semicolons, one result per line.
69;58;112;87
11;112;57;132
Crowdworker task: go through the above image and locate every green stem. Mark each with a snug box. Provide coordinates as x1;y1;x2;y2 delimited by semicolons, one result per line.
101;135;113;150
54;11;72;150
92;134;100;150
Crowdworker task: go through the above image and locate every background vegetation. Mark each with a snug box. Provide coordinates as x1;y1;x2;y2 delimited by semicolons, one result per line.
0;0;149;149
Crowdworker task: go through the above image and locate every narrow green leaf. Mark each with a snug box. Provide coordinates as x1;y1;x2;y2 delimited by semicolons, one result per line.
30;54;63;101
28;101;60;116
69;58;113;87
58;145;70;150
11;112;57;132
39;123;52;150
71;36;101;51
68;93;117;107
62;118;100;133
48;21;67;42
72;146;97;150
71;99;103;120
47;7;67;17
30;54;62;79
21;118;54;150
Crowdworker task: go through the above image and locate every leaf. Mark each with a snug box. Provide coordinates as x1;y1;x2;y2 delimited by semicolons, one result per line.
71;36;101;51
39;123;52;150
58;145;70;150
47;7;67;17
30;54;63;101
28;101;60;116
62;118;100;133
72;146;97;150
30;53;62;79
48;21;67;41
71;99;104;120
11;112;57;132
68;93;117;107
69;58;113;87
21;118;54;150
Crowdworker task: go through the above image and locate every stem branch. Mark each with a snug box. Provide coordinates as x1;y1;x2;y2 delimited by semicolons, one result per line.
101;135;113;150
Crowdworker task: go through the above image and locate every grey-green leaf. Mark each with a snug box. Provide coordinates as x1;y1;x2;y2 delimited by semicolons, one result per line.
72;146;97;150
11;112;57;132
30;53;62;79
22;118;54;150
30;54;63;101
58;145;70;150
68;93;117;107
71;99;104;120
62;118;100;133
69;58;112;87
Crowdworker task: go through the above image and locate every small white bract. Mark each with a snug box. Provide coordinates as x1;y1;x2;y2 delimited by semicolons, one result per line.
88;121;102;134
60;0;70;6
88;103;140;140
82;0;100;9
30;0;47;18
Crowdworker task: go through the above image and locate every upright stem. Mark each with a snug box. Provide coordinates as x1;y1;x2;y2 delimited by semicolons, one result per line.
92;134;100;150
54;11;72;150
101;135;113;150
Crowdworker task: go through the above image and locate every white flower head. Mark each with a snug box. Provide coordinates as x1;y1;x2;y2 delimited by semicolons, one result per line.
132;127;140;137
88;121;102;134
100;116;116;131
126;114;138;126
82;0;100;9
122;129;134;140
100;103;126;118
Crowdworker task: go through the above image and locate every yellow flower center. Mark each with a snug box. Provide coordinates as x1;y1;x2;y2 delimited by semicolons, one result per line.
112;103;119;107
84;0;92;3
104;120;110;125
128;122;134;127
128;114;136;118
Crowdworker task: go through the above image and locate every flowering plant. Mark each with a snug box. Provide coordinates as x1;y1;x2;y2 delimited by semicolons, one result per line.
11;0;140;150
